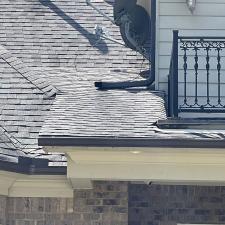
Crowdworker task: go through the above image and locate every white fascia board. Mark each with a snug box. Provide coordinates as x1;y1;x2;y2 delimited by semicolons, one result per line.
64;148;225;186
178;224;225;225
44;146;225;155
66;148;225;165
0;171;73;197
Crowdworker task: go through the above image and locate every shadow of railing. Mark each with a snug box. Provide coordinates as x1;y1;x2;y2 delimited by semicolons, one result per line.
39;0;109;54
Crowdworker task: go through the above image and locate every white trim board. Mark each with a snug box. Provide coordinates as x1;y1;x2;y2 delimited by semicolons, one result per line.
61;147;225;187
0;171;73;197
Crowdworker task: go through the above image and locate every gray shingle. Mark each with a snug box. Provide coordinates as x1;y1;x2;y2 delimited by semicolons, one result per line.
0;45;58;98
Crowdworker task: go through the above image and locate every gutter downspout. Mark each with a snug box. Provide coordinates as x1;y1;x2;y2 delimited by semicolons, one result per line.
95;73;154;89
86;0;156;90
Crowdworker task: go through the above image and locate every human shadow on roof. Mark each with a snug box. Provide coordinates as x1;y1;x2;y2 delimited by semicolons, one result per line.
39;0;109;54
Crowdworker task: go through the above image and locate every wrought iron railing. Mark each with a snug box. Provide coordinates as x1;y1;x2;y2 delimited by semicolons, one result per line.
168;30;225;117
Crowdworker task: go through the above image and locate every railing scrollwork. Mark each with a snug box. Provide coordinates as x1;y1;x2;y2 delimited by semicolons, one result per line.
168;31;225;117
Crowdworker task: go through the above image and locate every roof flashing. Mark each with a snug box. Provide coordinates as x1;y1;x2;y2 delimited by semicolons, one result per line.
157;118;225;130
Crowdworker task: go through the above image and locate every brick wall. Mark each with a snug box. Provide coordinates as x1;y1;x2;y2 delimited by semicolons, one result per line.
0;196;7;225
129;184;225;225
74;181;128;225
5;181;128;225
7;197;74;225
3;182;225;225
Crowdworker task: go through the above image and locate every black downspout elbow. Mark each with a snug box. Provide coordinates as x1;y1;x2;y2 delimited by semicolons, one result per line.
95;73;154;90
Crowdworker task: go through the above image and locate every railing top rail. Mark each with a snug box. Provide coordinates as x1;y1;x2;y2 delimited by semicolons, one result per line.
178;36;225;40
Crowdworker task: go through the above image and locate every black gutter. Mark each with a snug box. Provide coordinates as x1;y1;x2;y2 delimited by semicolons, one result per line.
150;0;156;87
0;157;66;175
39;136;225;149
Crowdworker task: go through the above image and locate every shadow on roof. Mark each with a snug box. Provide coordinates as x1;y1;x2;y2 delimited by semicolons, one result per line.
39;0;109;54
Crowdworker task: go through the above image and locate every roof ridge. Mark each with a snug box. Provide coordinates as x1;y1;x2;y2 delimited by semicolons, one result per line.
0;45;59;98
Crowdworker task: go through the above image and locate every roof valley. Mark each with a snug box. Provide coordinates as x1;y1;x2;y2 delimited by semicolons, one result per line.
0;125;26;157
0;45;59;98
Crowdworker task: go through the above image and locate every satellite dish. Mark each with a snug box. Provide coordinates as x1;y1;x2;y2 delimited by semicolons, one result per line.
113;0;151;54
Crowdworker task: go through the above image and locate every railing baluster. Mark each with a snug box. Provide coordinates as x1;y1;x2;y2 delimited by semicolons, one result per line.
168;30;179;117
172;30;179;117
217;47;221;105
194;46;199;105
205;46;210;105
183;47;188;105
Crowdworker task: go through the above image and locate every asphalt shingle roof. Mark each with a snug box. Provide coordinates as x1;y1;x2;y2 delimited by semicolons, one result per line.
0;0;149;166
38;70;225;144
39;72;167;138
1;0;225;168
0;45;66;164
